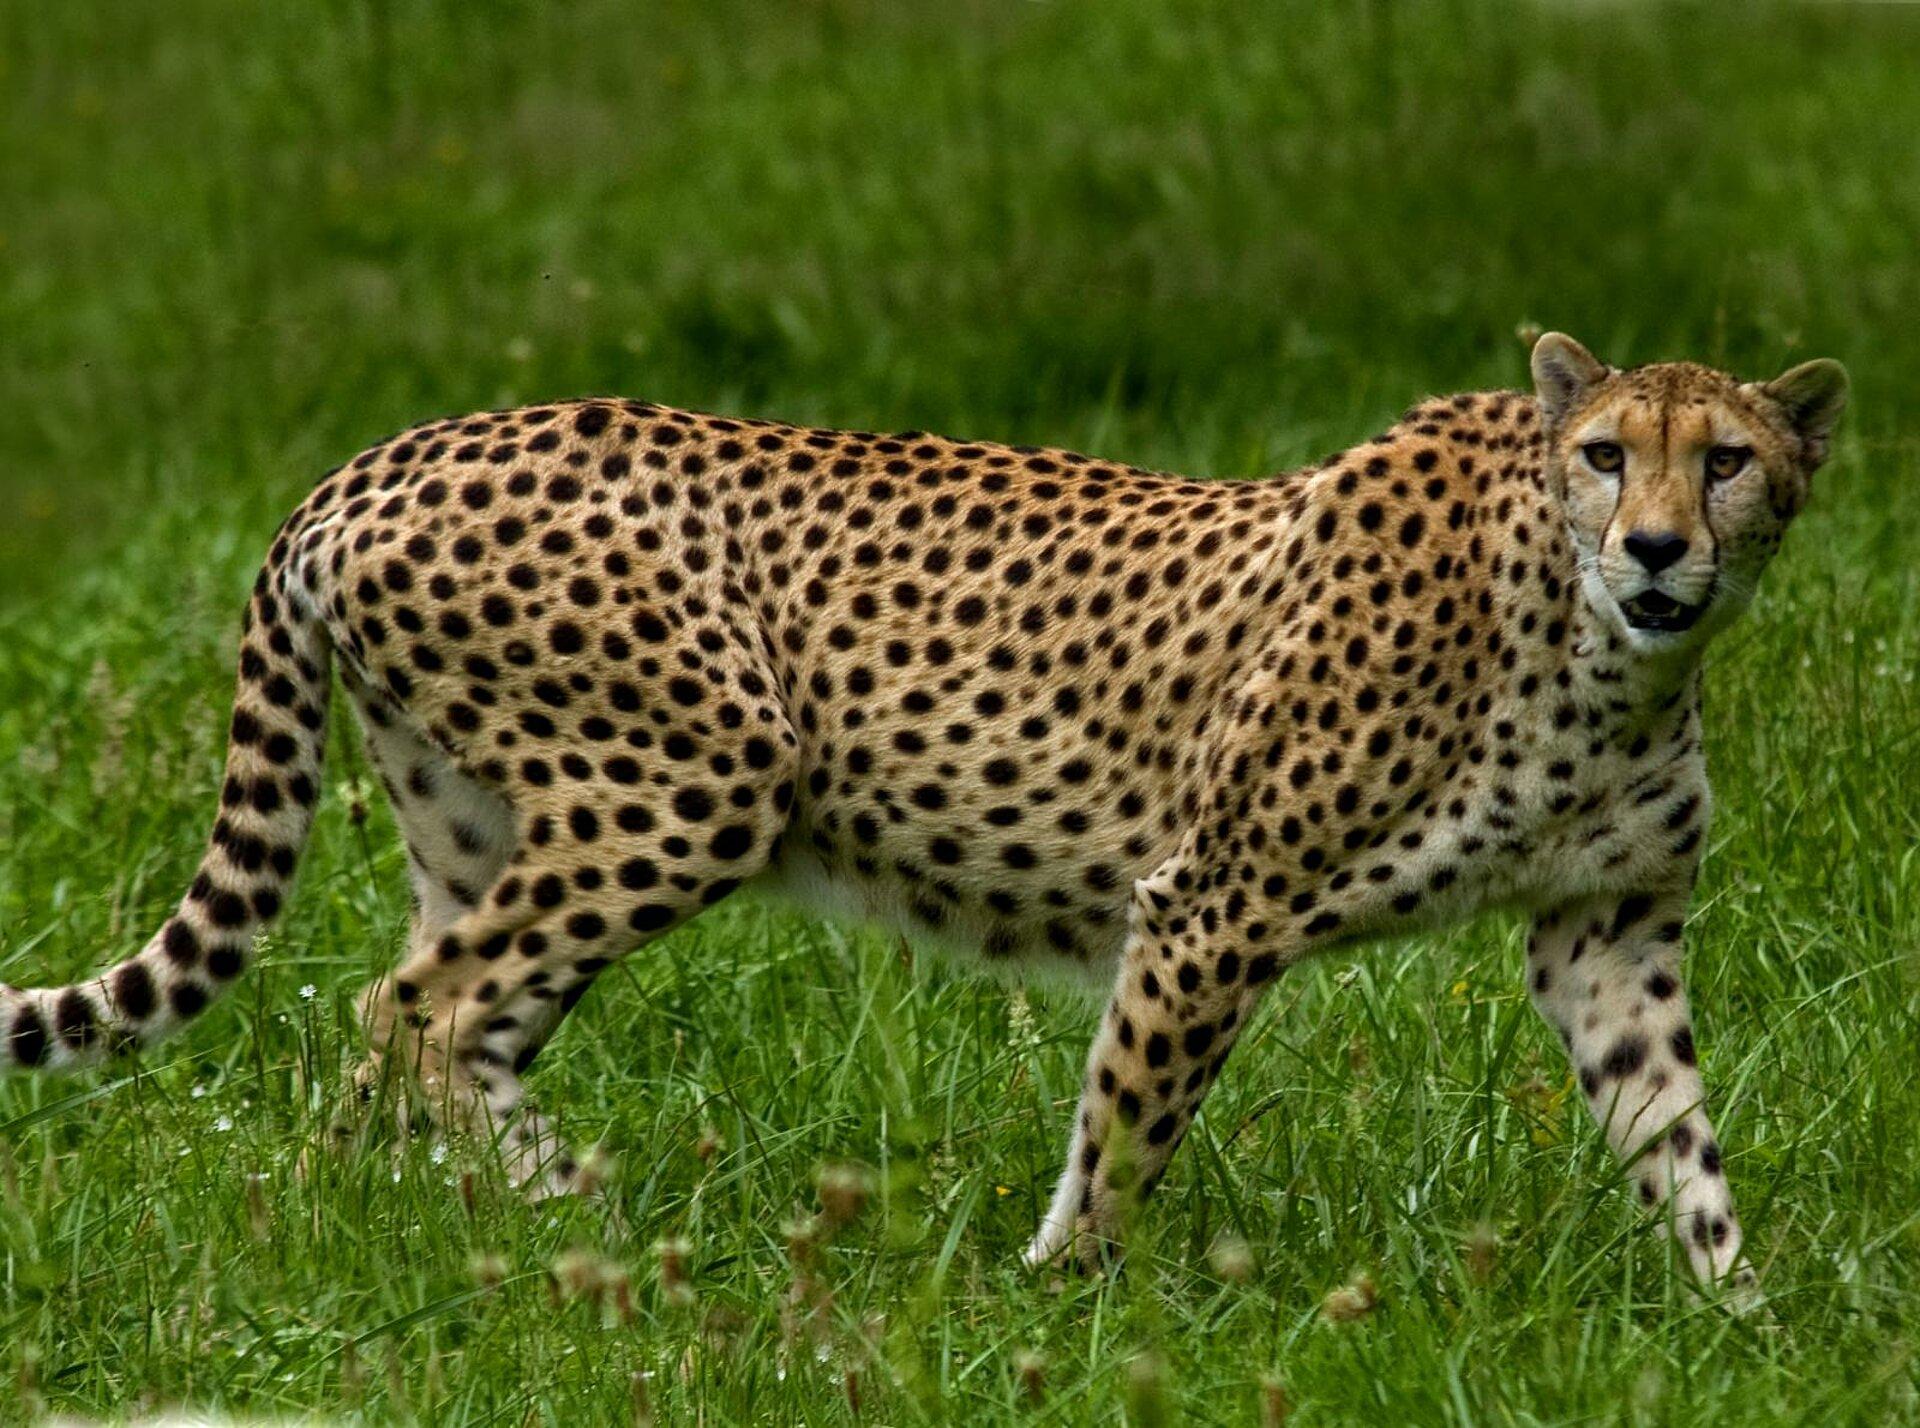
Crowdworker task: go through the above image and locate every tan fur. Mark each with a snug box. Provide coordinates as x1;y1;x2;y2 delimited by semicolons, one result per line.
2;336;1845;1298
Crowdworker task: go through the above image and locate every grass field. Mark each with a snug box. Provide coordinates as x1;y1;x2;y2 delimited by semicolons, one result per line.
3;1;1919;1422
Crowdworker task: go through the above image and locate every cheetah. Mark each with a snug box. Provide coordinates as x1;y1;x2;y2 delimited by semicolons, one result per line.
1;334;1847;1297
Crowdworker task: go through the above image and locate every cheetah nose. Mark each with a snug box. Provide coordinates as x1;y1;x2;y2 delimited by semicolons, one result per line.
1624;529;1690;574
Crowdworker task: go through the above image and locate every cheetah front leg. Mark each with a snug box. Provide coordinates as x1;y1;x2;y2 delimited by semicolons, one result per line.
1527;889;1758;1303
1025;863;1291;1270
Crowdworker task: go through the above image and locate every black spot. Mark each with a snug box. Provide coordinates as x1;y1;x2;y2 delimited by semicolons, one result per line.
209;891;249;929
114;962;157;1019
629;904;676;933
1610;894;1655;940
1600;1036;1648;1079
162;920;201;966
9;1006;49;1066
710;825;754;860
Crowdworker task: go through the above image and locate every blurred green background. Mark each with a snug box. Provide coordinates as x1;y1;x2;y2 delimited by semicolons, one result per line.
5;0;1917;592
2;2;1918;1423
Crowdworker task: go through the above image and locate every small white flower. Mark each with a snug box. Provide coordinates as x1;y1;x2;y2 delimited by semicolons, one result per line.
299;984;318;1001
1006;989;1039;1050
214;1115;234;1133
430;1143;449;1165
191;1083;209;1099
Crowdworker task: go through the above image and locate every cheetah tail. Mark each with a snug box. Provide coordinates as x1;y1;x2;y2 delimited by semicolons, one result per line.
1;548;334;1072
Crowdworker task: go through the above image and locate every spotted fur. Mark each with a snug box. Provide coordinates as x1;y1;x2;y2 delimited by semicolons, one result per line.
1;335;1846;1297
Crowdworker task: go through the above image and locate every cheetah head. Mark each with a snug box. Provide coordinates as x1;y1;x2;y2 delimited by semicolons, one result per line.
1530;332;1848;656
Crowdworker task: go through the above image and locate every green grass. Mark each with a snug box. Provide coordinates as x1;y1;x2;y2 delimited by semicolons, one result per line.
3;0;1919;1421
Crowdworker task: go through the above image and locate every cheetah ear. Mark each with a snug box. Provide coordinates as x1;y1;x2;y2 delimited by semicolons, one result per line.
1756;359;1849;465
1530;332;1610;427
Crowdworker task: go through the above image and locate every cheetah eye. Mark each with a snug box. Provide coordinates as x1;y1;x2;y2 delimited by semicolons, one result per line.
1705;445;1751;482
1581;441;1624;475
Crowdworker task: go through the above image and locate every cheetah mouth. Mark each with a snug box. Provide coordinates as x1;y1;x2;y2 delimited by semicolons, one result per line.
1621;589;1707;634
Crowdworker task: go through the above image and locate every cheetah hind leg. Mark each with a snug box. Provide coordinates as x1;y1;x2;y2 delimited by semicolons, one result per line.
347;680;518;971
338;687;545;1175
359;749;798;1197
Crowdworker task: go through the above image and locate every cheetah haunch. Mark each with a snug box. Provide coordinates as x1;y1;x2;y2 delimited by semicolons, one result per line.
2;334;1847;1295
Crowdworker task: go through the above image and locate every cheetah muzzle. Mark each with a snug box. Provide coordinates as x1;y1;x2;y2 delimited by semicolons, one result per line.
2;333;1848;1304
